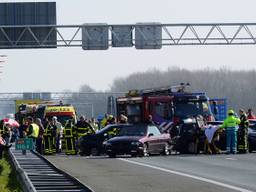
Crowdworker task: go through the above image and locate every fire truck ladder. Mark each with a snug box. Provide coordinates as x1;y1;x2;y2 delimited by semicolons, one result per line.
136;83;190;96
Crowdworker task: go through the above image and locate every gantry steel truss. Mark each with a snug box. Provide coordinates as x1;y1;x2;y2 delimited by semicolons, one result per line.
1;23;256;48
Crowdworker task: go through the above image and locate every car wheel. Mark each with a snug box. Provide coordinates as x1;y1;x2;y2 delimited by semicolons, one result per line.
248;142;253;153
188;142;198;154
162;142;171;156
108;153;116;158
131;153;137;158
79;151;85;156
91;147;99;156
142;143;149;157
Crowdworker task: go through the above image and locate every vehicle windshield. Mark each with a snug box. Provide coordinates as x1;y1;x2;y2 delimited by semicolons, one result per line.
174;101;211;119
118;125;147;137
126;104;141;116
46;115;73;126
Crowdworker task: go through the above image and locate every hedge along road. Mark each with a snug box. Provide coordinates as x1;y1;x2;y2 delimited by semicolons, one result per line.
46;153;256;192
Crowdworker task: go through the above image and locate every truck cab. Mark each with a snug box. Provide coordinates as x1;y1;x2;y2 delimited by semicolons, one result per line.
44;105;77;125
116;84;214;126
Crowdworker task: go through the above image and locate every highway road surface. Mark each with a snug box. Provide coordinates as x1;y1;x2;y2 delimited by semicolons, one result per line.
46;153;256;192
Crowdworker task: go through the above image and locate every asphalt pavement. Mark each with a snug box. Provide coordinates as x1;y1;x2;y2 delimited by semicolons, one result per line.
46;153;256;192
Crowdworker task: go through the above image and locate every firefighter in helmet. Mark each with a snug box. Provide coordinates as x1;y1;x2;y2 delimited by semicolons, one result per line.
43;118;54;155
63;117;77;155
76;116;95;140
238;109;249;153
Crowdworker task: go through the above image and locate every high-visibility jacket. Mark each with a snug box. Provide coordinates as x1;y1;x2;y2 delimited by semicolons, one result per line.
240;114;249;130
44;124;53;137
0;122;4;135
101;118;107;128
220;115;241;130
64;121;76;138
30;123;39;138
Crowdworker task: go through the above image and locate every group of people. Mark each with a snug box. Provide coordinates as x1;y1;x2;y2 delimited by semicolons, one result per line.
219;108;255;154
0;115;101;156
205;108;255;155
1;107;255;157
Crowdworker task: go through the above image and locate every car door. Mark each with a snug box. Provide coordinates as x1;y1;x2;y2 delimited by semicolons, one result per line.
147;125;163;153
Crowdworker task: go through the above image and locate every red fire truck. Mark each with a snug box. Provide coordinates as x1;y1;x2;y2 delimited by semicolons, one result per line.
116;84;214;127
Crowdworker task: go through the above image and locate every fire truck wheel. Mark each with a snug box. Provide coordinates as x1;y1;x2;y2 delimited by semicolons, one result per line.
108;152;116;158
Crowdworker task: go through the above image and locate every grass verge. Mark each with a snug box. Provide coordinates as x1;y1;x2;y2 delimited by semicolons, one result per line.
0;153;23;192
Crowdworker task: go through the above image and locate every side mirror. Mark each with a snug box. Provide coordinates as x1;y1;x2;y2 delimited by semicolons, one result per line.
148;133;154;137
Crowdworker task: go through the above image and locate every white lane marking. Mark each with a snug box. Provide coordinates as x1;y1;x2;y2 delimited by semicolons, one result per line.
118;158;253;192
225;158;237;161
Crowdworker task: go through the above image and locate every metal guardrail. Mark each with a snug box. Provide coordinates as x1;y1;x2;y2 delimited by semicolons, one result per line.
9;148;93;192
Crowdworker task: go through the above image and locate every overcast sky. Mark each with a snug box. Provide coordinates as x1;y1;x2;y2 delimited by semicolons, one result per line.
1;0;256;92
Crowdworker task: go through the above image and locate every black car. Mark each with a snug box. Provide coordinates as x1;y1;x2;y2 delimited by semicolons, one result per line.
104;124;171;158
77;124;131;156
170;119;225;154
248;120;256;152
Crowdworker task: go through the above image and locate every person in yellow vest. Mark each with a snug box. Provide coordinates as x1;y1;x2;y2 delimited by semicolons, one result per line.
35;118;44;154
64;118;77;155
26;117;39;150
100;114;109;128
220;109;241;154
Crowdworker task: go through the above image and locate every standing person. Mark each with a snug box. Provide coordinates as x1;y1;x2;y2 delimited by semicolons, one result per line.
26;117;39;150
220;109;241;154
100;114;108;128
0;133;12;159
238;109;249;153
43;118;53;155
247;108;256;120
3;123;11;145
64;118;77;155
212;101;219;121
35;118;44;154
52;117;63;153
76;116;94;139
49;118;57;154
0;120;4;135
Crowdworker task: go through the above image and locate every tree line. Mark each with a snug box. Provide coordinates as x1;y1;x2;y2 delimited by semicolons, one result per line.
76;67;256;117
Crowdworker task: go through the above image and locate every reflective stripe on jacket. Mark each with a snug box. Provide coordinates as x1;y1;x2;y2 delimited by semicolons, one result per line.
220;115;241;130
